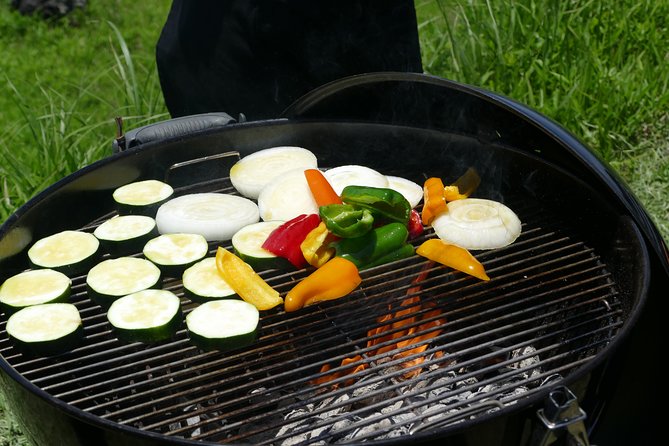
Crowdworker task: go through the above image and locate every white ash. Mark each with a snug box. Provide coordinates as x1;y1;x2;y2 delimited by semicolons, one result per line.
270;346;543;444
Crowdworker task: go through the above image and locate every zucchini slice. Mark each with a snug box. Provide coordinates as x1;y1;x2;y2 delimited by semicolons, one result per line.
107;289;182;343
113;179;174;216
231;221;289;270
143;233;209;277
93;215;158;256
230;146;318;199
27;230;100;277
86;257;162;308
182;257;236;303
155;192;259;241
0;269;71;313
6;303;83;356
186;299;259;352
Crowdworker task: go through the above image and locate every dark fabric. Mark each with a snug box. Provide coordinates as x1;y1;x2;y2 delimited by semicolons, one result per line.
156;0;423;120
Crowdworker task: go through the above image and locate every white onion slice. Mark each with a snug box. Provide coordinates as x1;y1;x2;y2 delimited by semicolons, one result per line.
230;146;318;199
324;165;389;195
432;198;522;250
257;168;318;221
156;193;259;241
386;175;423;209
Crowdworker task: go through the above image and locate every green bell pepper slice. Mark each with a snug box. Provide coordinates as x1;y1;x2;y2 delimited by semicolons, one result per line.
340;185;411;225
332;222;414;270
319;204;374;238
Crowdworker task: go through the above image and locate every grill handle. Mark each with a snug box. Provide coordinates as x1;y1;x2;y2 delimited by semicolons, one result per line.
532;386;591;446
112;112;240;153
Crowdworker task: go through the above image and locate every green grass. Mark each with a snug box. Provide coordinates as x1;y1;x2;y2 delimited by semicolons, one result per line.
0;0;668;443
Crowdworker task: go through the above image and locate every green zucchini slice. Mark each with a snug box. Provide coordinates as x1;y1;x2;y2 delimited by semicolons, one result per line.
113;179;174;216
93;215;158;256
186;299;259;352
143;233;209;277
6;303;83;356
27;230;100;277
86;257;162;308
231;220;289;270
0;269;71;313
182;257;236;303
107;289;182;343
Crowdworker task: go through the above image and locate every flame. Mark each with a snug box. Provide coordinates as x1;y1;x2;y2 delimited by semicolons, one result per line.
313;263;446;388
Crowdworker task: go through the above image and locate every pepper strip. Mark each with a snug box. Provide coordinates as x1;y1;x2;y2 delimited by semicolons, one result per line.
416;239;490;281
262;214;321;268
284;257;361;312
304;169;342;206
215;247;283;310
300;222;338;268
421;177;448;225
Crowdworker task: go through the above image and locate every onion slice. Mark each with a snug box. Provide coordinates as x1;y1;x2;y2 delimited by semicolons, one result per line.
230;146;318;199
386;175;423;209
432;198;521;250
156;193;259;241
324;165;388;195
257;168;319;221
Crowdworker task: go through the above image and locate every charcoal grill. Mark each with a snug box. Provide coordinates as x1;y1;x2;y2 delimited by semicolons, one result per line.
0;73;665;445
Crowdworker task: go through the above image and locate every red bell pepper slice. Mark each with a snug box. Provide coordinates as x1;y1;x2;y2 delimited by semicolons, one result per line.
262;214;321;268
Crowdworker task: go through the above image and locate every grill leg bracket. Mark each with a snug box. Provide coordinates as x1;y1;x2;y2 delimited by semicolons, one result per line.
531;386;591;446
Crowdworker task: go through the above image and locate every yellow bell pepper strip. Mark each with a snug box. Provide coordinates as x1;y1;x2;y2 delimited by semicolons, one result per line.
340;185;411;225
300;222;339;268
443;185;468;202
421;177;448;225
452;167;481;197
284;257;361;312
215;247;283;310
304;169;342;207
261;214;321;268
416;239;490;281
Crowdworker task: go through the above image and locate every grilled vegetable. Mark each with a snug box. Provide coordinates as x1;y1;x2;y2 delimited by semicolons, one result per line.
323;165;388;195
284;257;361;312
231;221;288;270
86;257;162;308
407;209;424;239
0;269;71;313
113;179;174;216
416;239;490;281
432;198;522;250
107;289;182;343
386;175;423;209
304;169;342;206
230;146;318;199
215;247;283;311
182;257;236;303
300;222;338;268
332;222;414;270
186;299;259;352
93;215;158;256
421;177;448;226
155;192;259;241
319;204;374;238
143;233;209;277
340;185;412;226
257;168;319;221
27;230;100;277
6;303;83;356
261;214;321;269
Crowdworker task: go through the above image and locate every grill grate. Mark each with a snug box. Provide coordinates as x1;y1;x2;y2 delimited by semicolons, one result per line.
0;175;622;444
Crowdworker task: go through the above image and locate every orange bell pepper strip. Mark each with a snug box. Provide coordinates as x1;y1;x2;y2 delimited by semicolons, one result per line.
284;257;361;312
421;177;448;225
304;169;343;207
416;239;490;281
300;222;338;268
215;247;283;310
